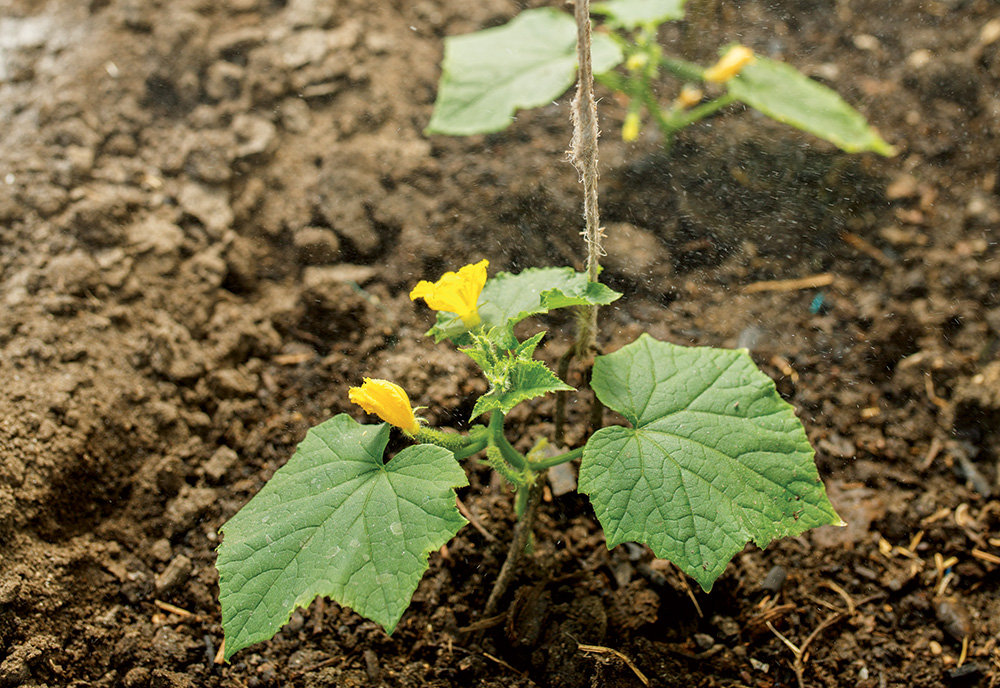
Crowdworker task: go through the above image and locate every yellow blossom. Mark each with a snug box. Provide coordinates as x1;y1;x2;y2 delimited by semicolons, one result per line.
349;378;420;434
409;259;488;327
622;111;641;143
675;85;704;109
625;53;648;72
703;45;756;83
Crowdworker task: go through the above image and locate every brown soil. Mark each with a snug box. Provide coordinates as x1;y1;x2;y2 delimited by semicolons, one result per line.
3;0;1000;686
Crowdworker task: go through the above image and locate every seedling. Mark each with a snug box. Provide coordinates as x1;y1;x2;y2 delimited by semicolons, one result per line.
215;0;847;662
216;259;842;659
427;1;895;155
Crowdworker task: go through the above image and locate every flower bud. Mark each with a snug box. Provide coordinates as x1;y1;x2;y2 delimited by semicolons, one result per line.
704;45;755;83
349;378;421;435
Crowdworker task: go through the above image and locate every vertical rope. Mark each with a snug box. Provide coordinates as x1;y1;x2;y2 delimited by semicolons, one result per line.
568;0;603;359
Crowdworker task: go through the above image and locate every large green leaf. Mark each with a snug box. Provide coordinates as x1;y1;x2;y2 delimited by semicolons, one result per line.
427;8;623;135
726;56;896;156
579;335;842;591
463;330;573;419
427;267;621;343
592;0;687;29
217;415;467;659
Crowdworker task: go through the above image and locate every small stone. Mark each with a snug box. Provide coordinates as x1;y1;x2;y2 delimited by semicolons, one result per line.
203;446;239;482
127;213;185;256
148;538;173;563
694;633;715;651
948;663;982;683
547;461;577;497
303;264;377;290
64;144;95;179
286;0;334;28
19;182;68;216
155;554;193;595
178;182;233;237
164;486;217;530
294;226;340;264
886;174;920;200
45;250;100;295
37;418;58;441
711;614;740;638
364;649;381;682
205;61;244;101
223;233;259;291
279;97;312;133
935;597;972;641
760;565;787;594
233;113;277;159
281;28;330;68
207;368;259;398
122;666;151;688
186;131;236;183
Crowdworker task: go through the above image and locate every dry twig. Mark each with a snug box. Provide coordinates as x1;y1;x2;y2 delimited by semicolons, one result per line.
577;643;650;686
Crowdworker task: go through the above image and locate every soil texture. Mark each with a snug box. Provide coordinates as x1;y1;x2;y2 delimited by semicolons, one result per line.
3;0;1000;686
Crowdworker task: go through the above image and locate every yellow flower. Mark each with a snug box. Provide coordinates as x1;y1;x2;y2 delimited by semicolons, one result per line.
409;259;488;327
703;45;756;83
625;52;648;72
349;378;420;434
675;85;704;110
622;111;641;143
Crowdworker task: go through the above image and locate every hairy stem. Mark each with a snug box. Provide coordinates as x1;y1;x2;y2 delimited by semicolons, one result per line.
483;475;545;618
488;411;527;471
527;446;583;471
553;346;575;446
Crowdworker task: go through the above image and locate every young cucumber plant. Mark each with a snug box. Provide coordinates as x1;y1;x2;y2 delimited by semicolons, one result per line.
216;260;843;659
426;1;895;155
216;0;850;662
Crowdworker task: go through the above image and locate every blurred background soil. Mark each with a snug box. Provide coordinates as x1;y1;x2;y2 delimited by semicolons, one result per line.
2;0;1000;686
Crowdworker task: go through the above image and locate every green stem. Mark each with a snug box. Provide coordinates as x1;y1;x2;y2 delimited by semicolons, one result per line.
514;481;531;519
659;55;706;81
662;92;737;134
483;476;544;618
451;435;489;461
527;446;584;471
488;412;526;471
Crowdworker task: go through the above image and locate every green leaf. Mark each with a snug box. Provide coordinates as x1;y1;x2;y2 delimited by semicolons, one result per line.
427;8;623;136
427;267;622;343
217;415;467;659
463;329;573;418
726;56;896;156
579;335;842;592
592;0;687;29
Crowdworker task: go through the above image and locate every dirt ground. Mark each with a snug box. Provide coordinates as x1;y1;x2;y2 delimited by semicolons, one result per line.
2;0;1000;686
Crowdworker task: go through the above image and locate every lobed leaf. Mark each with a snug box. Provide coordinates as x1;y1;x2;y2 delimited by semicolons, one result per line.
217;415;467;659
464;330;573;419
592;0;687;29
427;266;621;343
427;8;623;136
726;56;896;156
579;335;842;591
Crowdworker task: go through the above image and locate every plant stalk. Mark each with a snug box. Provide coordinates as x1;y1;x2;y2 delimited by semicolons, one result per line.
483;475;545;618
527;446;583;471
488;411;527;471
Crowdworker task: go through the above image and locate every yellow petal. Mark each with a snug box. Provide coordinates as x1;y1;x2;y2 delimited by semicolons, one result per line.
622;111;641;142
409;259;489;326
704;45;755;83
675;85;704;109
348;378;420;434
